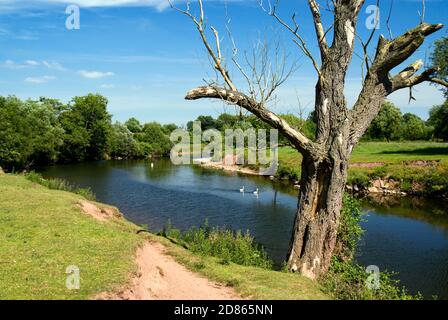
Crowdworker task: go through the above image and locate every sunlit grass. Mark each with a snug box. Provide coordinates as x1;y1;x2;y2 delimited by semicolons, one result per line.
0;174;143;300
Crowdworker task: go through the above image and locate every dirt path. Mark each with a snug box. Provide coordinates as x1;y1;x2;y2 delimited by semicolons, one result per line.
97;242;241;300
79;200;241;300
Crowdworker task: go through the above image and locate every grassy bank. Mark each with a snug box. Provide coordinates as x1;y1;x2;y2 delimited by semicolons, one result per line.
275;142;448;195
0;173;328;300
0;174;144;299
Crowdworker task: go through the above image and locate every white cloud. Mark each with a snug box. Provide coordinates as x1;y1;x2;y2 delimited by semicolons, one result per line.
3;59;66;70
78;70;114;79
0;0;172;11
42;60;65;71
100;83;115;89
24;75;56;84
24;60;40;66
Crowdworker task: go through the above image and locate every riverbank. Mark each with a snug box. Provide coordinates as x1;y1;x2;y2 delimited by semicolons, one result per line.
199;142;448;198
0;174;328;300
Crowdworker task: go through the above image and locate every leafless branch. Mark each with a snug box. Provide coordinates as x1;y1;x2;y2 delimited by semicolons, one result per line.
259;0;322;76
171;0;320;156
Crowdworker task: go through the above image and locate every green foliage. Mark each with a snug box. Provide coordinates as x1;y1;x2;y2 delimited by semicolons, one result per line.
322;258;420;300
0;94;179;170
383;162;448;195
59;94;112;162
0;96;64;171
346;170;370;188
365;102;404;141
335;195;364;260
428;100;448;142
124;117;142;133
431;37;448;98
322;195;421;300
135;122;173;156
363;102;435;142
401;113;433;141
160;220;273;269
24;171;96;201
109;122;140;159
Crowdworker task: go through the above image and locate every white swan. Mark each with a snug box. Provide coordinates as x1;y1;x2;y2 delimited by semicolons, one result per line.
239;186;245;193
253;188;259;195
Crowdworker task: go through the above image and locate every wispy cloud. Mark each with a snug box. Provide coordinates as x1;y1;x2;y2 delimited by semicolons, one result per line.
42;60;66;71
24;75;56;84
3;59;65;70
0;0;172;11
24;60;40;66
78;70;114;79
100;83;115;89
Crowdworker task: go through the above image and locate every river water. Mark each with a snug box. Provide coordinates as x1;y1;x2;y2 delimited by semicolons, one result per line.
40;159;448;299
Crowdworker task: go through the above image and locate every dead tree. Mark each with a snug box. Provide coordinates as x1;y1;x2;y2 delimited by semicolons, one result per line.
171;0;447;279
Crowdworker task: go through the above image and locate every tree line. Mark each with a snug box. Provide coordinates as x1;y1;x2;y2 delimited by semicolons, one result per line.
1;93;447;172
0;94;176;172
187;99;448;144
364;101;448;142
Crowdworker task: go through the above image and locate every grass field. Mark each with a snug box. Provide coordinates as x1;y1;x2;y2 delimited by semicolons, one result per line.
0;174;328;300
350;142;448;163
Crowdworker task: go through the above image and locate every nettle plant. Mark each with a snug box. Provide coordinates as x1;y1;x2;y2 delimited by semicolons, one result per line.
171;0;448;278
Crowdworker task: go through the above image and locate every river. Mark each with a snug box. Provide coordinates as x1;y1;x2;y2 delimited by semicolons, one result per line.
39;158;448;299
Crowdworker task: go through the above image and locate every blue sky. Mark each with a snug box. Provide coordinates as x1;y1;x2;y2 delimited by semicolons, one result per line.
0;0;447;125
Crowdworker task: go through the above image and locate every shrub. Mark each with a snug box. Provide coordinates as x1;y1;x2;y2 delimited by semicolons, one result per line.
322;194;421;300
347;170;370;188
24;171;96;201
160;219;273;269
334;195;364;261
322;258;420;300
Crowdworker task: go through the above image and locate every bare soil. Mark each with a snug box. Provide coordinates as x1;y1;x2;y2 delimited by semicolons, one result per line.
95;242;241;300
79;201;241;300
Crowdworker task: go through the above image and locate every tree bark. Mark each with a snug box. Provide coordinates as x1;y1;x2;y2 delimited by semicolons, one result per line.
287;85;350;278
287;153;348;279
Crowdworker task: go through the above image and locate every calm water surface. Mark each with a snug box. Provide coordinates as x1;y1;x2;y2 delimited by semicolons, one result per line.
40;159;448;299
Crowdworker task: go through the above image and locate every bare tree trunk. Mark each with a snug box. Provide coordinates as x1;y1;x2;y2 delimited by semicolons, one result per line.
287;152;348;279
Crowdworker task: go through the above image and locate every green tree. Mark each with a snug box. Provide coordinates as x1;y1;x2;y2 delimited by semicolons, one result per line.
365;102;403;141
187;115;220;131
109;122;140;159
125;117;143;133
162;123;178;135
59;94;112;162
401;113;432;141
136;122;173;156
431;37;448;97
0;96;63;171
428;100;448;141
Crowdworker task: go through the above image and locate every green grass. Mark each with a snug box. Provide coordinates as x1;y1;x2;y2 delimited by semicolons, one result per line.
0;173;329;300
0;174;143;299
24;171;96;201
148;234;329;300
350;141;448;163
